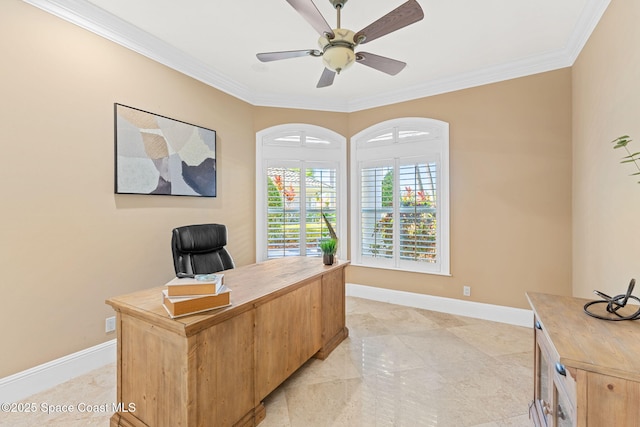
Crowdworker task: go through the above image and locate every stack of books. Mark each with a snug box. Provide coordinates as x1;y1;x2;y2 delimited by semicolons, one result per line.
162;273;231;318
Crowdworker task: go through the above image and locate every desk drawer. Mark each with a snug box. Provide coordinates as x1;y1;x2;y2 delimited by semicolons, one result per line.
534;317;576;426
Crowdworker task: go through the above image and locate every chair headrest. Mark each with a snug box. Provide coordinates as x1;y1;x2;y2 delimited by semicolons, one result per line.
173;224;228;254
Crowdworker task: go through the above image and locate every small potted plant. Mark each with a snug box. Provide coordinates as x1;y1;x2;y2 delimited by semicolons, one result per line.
320;213;338;265
320;238;337;265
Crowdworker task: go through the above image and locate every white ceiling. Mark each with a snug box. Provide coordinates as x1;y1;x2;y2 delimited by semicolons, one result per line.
27;0;610;112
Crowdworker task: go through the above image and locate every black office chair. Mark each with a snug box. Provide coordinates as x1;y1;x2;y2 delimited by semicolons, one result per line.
171;224;235;276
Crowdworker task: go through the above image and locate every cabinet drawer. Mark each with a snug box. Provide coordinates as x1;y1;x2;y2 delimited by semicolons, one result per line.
553;361;576;409
535;319;576;403
534;316;577;426
553;377;576;427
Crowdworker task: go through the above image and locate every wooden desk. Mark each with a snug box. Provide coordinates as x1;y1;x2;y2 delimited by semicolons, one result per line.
527;292;640;426
106;257;349;427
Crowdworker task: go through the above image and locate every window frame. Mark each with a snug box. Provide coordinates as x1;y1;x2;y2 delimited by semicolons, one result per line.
350;117;450;275
256;124;347;262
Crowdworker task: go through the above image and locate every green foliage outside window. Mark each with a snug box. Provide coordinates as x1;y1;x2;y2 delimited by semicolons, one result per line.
267;177;282;208
382;171;394;207
267;174;337;255
372;169;437;262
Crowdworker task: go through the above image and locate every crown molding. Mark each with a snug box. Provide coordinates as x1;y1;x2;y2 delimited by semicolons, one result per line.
564;0;611;64
250;92;351;113
306;0;612;112
347;50;574;112
22;0;256;104
23;0;610;113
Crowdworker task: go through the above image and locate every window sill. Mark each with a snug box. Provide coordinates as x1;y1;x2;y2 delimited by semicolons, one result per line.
349;262;451;277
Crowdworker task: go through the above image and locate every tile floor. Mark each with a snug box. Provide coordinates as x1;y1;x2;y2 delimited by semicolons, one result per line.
1;297;534;427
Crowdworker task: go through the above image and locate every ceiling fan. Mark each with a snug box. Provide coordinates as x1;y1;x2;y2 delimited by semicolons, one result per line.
256;0;424;88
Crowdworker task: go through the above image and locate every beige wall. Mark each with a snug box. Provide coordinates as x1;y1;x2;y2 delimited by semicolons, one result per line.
0;1;256;377
347;70;573;309
1;0;574;378
253;107;349;138
255;71;574;311
572;0;640;298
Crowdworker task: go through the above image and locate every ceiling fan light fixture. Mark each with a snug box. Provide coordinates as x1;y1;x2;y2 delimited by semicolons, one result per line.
318;28;356;74
322;46;355;73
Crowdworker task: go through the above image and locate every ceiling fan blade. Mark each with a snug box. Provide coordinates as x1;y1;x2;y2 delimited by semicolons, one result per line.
354;0;424;45
256;49;320;62
356;52;406;75
316;68;336;88
286;0;334;38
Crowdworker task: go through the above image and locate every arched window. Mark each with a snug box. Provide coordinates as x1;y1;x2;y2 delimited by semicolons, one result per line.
351;118;450;275
256;124;347;262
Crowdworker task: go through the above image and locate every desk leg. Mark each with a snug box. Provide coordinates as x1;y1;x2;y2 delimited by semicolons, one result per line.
110;412;141;427
315;326;349;360
316;268;349;360
255;403;266;425
232;402;265;427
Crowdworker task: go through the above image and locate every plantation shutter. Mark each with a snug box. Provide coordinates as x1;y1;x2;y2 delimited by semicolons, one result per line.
266;165;337;259
397;160;438;267
351;118;449;275
360;164;394;263
267;167;301;258
304;167;337;256
358;158;439;270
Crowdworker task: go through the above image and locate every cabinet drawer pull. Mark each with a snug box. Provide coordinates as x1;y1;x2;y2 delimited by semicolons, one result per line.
555;363;566;376
535;321;542;330
557;404;567;420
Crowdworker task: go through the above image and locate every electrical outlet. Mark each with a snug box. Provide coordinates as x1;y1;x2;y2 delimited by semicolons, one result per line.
463;286;471;297
105;316;116;333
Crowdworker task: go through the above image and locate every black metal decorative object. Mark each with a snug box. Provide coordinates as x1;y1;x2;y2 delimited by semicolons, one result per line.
584;279;640;321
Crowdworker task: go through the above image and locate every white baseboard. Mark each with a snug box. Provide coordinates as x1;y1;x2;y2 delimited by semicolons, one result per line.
346;283;533;328
1;287;531;403
0;339;116;403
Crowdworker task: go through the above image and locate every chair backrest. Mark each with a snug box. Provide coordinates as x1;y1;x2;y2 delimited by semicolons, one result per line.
171;224;235;275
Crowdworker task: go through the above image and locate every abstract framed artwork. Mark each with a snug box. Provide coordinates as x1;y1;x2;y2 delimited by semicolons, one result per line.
114;103;216;197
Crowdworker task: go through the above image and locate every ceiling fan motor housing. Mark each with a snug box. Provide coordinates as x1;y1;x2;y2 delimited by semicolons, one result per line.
318;28;356;73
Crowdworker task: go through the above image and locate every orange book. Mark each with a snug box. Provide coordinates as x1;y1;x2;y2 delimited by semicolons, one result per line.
162;287;231;318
